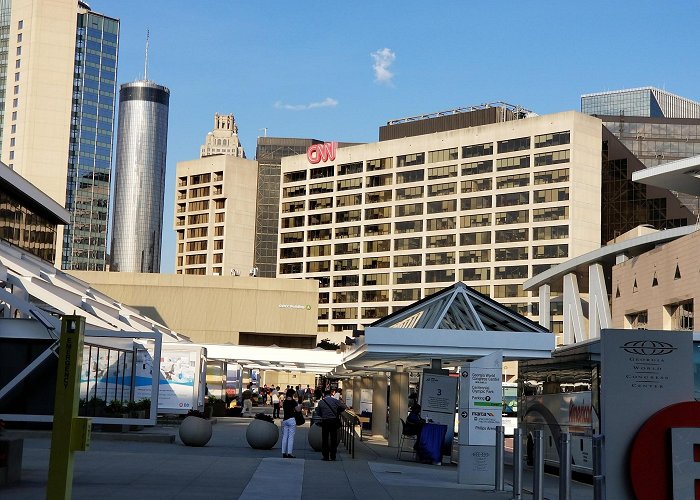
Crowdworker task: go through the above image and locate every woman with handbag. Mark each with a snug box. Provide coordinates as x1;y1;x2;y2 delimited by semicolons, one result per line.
281;388;301;458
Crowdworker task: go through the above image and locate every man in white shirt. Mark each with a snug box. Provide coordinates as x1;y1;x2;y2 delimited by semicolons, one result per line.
271;386;280;418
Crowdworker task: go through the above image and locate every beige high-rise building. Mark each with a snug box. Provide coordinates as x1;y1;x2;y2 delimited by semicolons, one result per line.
278;109;692;336
175;115;257;276
0;0;119;271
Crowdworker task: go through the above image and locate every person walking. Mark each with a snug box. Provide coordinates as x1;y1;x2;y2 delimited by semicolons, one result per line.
271;386;280;418
317;389;346;461
281;388;301;458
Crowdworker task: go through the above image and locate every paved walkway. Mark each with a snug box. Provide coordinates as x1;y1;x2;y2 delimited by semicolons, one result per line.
1;418;592;499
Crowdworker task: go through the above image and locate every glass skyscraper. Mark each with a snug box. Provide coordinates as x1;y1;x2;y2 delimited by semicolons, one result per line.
62;9;119;270
582;87;700;216
110;80;170;273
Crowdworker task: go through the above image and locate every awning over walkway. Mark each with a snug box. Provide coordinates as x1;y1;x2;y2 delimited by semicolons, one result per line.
203;343;342;374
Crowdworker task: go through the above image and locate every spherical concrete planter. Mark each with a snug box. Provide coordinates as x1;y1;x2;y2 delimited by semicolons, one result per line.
308;422;322;451
179;416;213;447
246;418;279;450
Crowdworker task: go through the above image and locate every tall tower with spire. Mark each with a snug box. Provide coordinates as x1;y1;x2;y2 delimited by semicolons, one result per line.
110;34;170;273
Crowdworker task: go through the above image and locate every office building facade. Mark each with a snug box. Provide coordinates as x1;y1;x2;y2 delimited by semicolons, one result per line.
0;1;119;271
0;161;69;262
175;122;257;276
111;80;169;273
278;110;691;334
582;87;700;215
581;87;700;119
255;137;323;278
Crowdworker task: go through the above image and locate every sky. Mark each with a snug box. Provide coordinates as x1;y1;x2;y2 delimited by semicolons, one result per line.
87;0;700;273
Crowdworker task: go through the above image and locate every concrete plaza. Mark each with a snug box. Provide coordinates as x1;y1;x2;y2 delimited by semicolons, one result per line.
2;418;592;499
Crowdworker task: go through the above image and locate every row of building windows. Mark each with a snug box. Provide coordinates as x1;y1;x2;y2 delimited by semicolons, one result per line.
281;225;568;253
283;132;572;185
279;192;569;229
282;166;570;200
282;155;570;197
279;244;568;272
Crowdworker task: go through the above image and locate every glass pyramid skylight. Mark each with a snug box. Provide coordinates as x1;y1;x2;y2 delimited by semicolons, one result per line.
371;282;548;333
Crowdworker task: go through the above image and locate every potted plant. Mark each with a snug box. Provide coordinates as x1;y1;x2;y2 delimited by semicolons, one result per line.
103;400;129;432
127;398;150;431
179;409;213;447
208;396;227;417
245;413;279;450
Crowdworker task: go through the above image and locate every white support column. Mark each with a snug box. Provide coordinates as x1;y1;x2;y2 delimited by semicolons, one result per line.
563;273;586;344
371;373;388;438
538;283;551;329
352;377;361;411
389;367;409;448
588;263;612;339
361;376;372;413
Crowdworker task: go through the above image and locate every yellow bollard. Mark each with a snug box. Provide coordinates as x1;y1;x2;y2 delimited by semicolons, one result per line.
46;316;91;500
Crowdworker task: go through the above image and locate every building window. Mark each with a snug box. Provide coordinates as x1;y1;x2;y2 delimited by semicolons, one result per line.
397;152;425;167
396;169;424;184
425;252;455;265
461;178;492;193
13;85;19;95
426;217;456;231
364;223;391;236
667;301;693;331
496;155;530;172
395;203;423;217
462;160;493;175
9;151;14;160
534;168;569;185
532;244;568;259
282;201;305;213
17;33;22;42
393;271;421;285
534;187;569;203
427;199;456;213
14;72;19;82
460;213;491;228
533;225;569;240
336;178;361;191
395;220;422;233
394;288;421;301
461;196;492;211
18;20;23;29
495;210;528;225
338;162;363;176
281;231;303;244
336;209;361;223
496;191;529;207
428;164;457;179
309;197;333;210
394;255;422;268
533;206;568;222
310;228;333;240
336;194;362;207
534;150;570;166
426;234;455;248
366;190;392;204
425;269;455;283
534;131;570;148
364;240;391;253
428;182;457;197
495;247;528;261
284;170;307;183
367;174;392;187
394;237;422;251
496;173;529;189
460;231;491;245
463;142;493;158
367;157;392;171
16;46;21;56
495;228;528;243
364;256;390;269
461;267;490;281
626;311;648;330
459;249;490;263
428;148;458;163
498;137;530;154
395;186;424;200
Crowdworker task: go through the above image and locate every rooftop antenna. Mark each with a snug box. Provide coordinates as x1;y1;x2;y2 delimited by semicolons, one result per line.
144;29;149;80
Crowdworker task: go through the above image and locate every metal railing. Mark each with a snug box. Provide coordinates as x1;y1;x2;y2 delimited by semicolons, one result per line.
338;411;360;459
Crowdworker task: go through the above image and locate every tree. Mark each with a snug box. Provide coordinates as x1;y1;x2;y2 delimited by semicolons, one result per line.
316;338;340;350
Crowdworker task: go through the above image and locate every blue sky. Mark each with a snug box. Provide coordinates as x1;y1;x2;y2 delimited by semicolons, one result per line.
88;0;700;273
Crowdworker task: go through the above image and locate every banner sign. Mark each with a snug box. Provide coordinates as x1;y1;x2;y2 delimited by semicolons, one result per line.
601;329;693;500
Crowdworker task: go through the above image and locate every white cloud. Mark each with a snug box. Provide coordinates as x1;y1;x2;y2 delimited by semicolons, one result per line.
371;48;396;85
274;97;338;111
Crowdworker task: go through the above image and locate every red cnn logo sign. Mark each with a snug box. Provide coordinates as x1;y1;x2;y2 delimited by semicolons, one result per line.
307;142;337;164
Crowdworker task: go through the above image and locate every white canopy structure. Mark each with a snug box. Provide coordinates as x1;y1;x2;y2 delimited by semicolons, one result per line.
336;282;555;375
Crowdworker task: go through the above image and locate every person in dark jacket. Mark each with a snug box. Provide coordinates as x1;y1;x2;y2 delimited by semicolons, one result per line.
316;389;346;460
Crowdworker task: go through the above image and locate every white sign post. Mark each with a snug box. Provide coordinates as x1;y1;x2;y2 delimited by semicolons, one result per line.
419;372;458;451
458;351;503;486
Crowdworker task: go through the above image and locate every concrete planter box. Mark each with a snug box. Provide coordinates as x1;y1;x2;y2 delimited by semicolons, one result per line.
179;416;213;447
245;418;279;450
